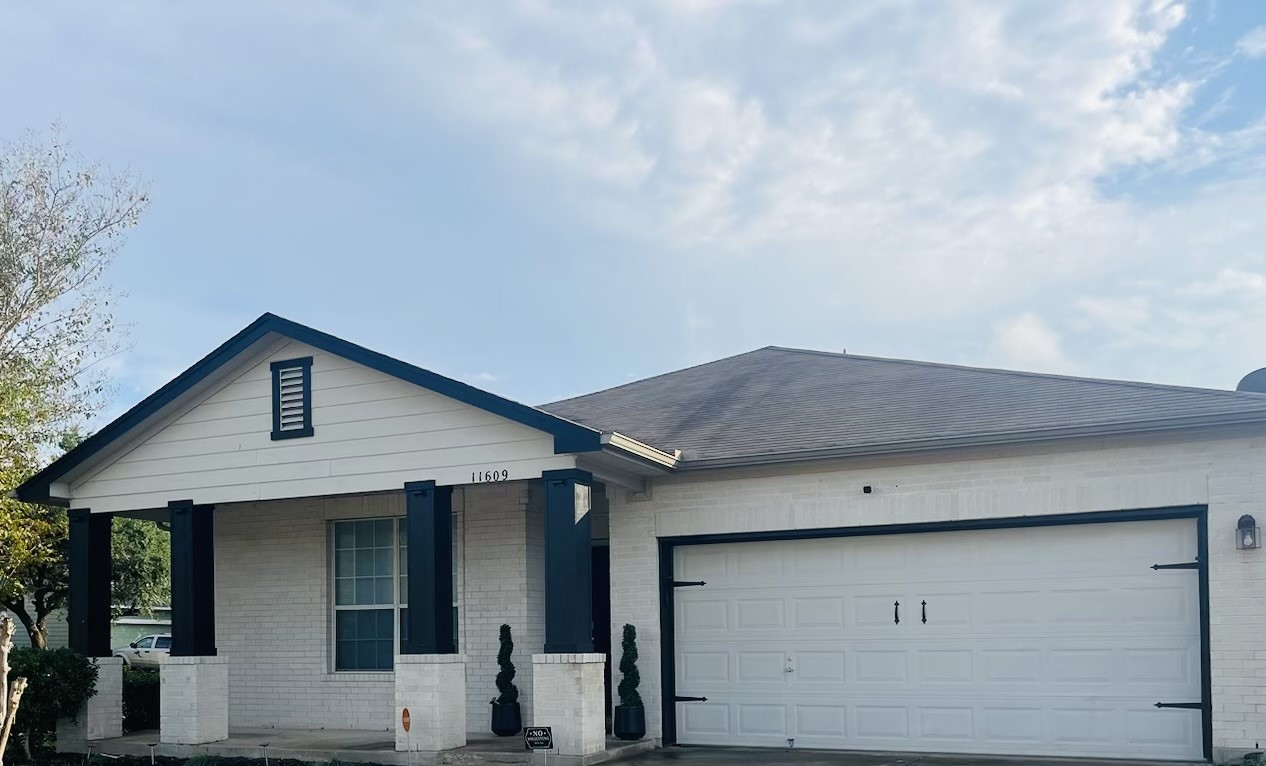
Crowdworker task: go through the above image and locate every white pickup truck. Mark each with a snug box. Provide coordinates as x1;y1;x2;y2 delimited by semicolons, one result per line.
113;634;171;668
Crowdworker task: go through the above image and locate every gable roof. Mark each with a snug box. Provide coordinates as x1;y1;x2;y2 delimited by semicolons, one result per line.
15;313;605;504
541;347;1266;468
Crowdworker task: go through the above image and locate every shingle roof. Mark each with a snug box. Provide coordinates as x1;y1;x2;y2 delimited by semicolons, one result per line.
541;347;1266;466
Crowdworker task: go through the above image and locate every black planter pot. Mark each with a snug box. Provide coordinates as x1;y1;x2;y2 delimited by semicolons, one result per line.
613;705;646;741
490;701;522;736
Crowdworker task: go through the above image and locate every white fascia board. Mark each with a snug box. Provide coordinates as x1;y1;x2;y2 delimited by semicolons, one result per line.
599;432;680;470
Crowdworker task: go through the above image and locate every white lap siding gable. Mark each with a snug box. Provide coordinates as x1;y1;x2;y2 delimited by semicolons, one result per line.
67;339;574;513
607;431;1266;760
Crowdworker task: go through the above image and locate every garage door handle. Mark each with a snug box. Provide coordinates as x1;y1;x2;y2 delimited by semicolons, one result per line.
921;600;927;624
894;601;900;624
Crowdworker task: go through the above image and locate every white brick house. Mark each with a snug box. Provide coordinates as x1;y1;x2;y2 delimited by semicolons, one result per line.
16;313;1266;763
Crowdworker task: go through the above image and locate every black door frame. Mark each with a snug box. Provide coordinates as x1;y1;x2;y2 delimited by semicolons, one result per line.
657;504;1212;761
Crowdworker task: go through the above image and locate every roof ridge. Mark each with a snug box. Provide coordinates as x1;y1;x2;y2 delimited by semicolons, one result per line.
543;347;776;407
766;346;1266;401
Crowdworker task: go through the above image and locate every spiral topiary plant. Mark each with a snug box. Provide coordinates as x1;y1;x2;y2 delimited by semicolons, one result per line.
494;623;518;705
617;623;642;708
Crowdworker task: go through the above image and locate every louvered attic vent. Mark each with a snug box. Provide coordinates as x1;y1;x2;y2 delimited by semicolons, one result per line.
270;357;313;440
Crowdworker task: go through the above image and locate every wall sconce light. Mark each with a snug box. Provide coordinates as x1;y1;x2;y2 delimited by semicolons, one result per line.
1237;515;1260;550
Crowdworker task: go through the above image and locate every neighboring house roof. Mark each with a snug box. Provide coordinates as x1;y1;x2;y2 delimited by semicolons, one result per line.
14;313;612;505
542;347;1266;468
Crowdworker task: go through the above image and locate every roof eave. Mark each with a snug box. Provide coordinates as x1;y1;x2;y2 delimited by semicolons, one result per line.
675;411;1266;471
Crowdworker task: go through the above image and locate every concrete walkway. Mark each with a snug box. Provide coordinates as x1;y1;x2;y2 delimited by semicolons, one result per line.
87;728;655;766
619;746;1201;766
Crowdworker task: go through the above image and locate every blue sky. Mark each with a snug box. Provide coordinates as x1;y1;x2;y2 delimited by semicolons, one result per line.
3;1;1266;421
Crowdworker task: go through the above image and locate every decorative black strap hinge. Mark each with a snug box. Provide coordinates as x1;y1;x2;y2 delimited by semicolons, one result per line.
1151;561;1199;570
675;696;708;702
671;580;707;588
1154;701;1202;710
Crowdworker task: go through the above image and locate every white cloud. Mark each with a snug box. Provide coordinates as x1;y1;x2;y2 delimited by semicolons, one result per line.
1237;26;1266;58
14;0;1266;391
318;0;1266;385
992;313;1075;373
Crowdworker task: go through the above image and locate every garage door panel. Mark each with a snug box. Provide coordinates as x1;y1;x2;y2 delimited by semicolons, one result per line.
916;649;974;683
676;638;1200;693
792;596;845;628
681;703;1202;759
794;650;846;682
735;598;785;630
854;705;909;739
679;703;730;739
679;548;728;581
735;546;784;577
915;706;974;740
673;518;1203;760
854;649;908;683
796;704;847;737
679;650;729;684
736;651;785;682
679;598;728;632
1126;707;1202;750
738;704;787;736
1049;648;1114;682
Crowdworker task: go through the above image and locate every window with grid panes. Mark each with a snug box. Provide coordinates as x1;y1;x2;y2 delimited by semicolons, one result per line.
331;517;459;671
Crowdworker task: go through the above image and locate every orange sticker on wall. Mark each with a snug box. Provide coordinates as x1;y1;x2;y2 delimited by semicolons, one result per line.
402;708;411;733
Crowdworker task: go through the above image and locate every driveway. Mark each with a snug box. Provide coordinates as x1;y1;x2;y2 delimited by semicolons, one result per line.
619;747;1198;766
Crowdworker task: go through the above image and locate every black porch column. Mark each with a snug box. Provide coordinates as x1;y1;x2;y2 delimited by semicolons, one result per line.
543;469;594;653
169;500;217;657
67;509;113;657
403;480;455;654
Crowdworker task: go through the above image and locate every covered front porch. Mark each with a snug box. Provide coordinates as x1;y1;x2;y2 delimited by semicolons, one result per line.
19;318;676;763
62;473;633;761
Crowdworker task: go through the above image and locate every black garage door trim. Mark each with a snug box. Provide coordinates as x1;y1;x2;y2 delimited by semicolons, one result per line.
656;505;1211;761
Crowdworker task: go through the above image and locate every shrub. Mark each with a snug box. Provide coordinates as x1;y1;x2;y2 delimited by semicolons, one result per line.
122;666;160;732
617;624;641;708
493;624;518;705
8;648;97;756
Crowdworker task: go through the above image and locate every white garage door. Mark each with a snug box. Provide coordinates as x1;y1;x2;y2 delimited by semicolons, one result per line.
673;518;1203;760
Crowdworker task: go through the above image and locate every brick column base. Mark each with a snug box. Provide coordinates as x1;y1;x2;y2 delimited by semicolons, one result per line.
395;654;467;752
56;656;123;751
161;655;229;744
532;654;606;757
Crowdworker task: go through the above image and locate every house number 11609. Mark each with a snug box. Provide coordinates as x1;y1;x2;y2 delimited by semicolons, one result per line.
471;469;509;483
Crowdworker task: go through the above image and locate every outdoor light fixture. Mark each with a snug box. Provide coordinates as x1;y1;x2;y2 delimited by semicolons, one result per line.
1237;514;1260;550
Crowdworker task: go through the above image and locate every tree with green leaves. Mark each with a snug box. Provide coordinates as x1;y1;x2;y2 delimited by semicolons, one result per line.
0;126;155;648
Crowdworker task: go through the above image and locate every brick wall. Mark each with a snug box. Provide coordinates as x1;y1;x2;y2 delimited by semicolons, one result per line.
215;483;546;735
216;493;403;730
607;430;1266;758
531;654;606;756
461;482;545;731
395;654;467;751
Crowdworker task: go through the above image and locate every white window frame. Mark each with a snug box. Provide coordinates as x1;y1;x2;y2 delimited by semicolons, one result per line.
329;514;461;673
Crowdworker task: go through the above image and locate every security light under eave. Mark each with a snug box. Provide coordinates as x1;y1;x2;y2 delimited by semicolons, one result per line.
1237;514;1260;551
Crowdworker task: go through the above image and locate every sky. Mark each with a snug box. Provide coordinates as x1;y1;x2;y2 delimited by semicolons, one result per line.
3;0;1266;421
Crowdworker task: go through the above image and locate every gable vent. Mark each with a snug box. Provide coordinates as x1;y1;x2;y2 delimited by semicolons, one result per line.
270;357;314;440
